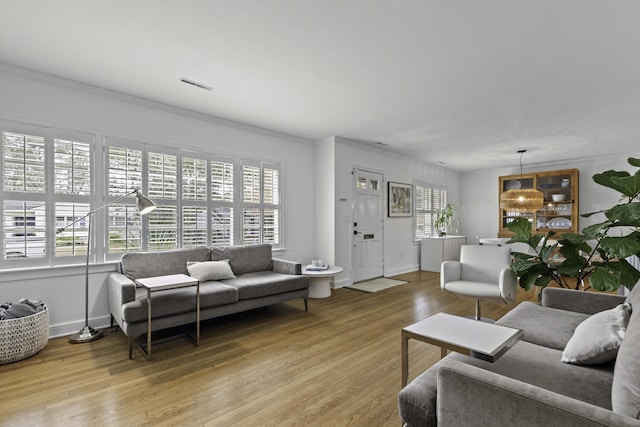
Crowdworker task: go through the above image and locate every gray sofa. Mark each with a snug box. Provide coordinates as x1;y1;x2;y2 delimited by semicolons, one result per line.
108;244;309;358
398;285;640;426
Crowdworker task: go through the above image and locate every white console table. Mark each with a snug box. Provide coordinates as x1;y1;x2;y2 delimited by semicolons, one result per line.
420;235;467;272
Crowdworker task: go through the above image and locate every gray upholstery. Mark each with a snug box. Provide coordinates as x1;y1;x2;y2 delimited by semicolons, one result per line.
399;285;640;426
108;244;309;358
497;301;589;350
221;272;309;300
612;284;640;418
121;281;239;323
120;246;210;280
211;244;273;275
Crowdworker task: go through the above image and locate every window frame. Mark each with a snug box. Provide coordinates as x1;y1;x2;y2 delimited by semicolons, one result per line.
414;180;448;240
0;122;96;269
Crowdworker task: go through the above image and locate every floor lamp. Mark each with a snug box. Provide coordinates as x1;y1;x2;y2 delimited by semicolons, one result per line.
57;189;156;344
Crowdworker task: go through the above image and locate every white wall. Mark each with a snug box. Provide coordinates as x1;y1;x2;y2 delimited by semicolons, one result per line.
0;64;316;337
332;137;461;286
460;154;640;241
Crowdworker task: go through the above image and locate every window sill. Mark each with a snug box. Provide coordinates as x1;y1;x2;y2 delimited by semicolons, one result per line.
0;262;120;283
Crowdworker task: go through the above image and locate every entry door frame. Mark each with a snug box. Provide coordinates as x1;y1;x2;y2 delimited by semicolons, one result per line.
351;167;385;283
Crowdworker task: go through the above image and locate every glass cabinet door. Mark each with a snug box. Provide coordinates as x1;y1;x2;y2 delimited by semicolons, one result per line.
498;169;578;237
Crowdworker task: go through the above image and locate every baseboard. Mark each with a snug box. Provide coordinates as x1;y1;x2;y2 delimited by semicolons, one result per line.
49;314;112;339
384;264;419;277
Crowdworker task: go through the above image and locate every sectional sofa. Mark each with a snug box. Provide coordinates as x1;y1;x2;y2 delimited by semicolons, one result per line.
399;285;640;426
107;244;309;358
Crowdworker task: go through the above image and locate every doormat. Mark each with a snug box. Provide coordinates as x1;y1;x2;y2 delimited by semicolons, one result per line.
346;278;408;293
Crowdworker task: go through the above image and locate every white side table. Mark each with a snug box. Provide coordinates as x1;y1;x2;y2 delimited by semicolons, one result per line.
303;265;343;299
134;273;200;360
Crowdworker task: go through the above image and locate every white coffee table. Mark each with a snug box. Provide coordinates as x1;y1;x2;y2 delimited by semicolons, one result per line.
134;273;200;360
303;265;343;298
401;312;523;386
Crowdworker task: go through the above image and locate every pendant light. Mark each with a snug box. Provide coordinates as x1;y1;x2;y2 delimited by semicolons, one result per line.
499;150;544;212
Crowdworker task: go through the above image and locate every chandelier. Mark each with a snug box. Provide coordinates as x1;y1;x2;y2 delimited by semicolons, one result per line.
499;150;544;212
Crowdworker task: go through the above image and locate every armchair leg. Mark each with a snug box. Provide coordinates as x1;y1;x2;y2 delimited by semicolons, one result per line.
304;297;308;312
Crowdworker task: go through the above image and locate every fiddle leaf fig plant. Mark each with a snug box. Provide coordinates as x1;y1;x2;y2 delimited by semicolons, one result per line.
507;157;640;294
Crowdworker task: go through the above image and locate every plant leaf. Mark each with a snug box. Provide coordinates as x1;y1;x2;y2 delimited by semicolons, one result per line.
506;217;532;240
599;234;640;259
589;267;620;292
619;258;640;290
592;170;632;196
605;202;640;225
628;157;640;168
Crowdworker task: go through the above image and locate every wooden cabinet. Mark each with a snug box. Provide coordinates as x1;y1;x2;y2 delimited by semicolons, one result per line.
420;236;467;272
498;169;579;238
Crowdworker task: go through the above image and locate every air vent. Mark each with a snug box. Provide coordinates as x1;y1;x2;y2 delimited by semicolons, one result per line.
179;77;213;91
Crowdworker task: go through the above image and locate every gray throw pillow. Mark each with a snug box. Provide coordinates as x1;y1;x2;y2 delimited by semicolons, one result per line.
187;259;236;282
561;303;631;365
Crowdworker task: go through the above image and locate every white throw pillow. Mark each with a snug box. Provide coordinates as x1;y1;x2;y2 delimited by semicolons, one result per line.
187;259;236;282
561;303;631;365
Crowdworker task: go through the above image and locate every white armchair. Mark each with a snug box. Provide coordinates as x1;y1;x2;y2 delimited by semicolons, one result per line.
441;244;517;320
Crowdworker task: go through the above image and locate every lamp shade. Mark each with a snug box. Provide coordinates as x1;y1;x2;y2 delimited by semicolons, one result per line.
499;188;544;212
136;192;156;215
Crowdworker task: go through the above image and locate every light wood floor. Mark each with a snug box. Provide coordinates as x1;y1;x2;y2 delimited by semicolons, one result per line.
0;270;537;426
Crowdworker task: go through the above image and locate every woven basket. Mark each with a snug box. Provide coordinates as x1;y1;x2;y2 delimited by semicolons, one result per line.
0;306;49;364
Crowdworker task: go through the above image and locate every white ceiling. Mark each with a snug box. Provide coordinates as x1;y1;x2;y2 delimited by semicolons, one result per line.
1;0;639;171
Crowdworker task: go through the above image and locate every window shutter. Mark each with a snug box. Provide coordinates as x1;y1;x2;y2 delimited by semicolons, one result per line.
54;202;90;256
108;146;142;196
212;160;234;202
182;157;207;201
2;200;47;259
148;152;177;199
243;165;261;203
148;206;178;250
54;139;91;195
182;206;208;247
3;132;46;193
107;204;143;253
211;207;234;246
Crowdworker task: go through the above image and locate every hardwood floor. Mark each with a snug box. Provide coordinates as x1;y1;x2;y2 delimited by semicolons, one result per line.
0;271;537;426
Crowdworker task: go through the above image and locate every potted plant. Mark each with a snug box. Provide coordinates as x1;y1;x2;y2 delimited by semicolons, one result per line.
506;157;640;295
434;203;456;236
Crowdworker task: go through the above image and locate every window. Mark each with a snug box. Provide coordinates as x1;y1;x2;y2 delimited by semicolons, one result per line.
1;126;94;266
0;123;282;270
210;158;234;246
104;139;279;259
241;161;280;246
414;181;447;239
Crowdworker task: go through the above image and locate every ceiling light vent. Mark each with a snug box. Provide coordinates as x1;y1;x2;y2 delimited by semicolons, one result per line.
179;77;213;91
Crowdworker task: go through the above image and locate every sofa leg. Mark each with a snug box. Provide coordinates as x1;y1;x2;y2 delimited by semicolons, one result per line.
110;315;114;328
304;297;308;312
475;300;481;321
128;336;134;359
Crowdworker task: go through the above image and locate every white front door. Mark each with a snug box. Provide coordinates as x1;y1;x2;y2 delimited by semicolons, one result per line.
351;169;384;283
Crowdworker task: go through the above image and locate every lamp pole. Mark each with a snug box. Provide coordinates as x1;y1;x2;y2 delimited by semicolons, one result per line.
57;189;156;343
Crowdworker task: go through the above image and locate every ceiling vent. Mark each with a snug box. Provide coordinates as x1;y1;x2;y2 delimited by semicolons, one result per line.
179;77;213;91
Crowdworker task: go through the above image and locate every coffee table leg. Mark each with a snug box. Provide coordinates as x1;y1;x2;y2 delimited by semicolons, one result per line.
441;346;448;358
401;331;409;387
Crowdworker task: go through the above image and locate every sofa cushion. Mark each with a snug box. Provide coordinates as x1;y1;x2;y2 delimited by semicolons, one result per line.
221;271;308;300
121;247;210;280
211;244;273;275
561;303;631;365
612;285;640;418
122;281;238;323
187;259;236;282
497;301;589;350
